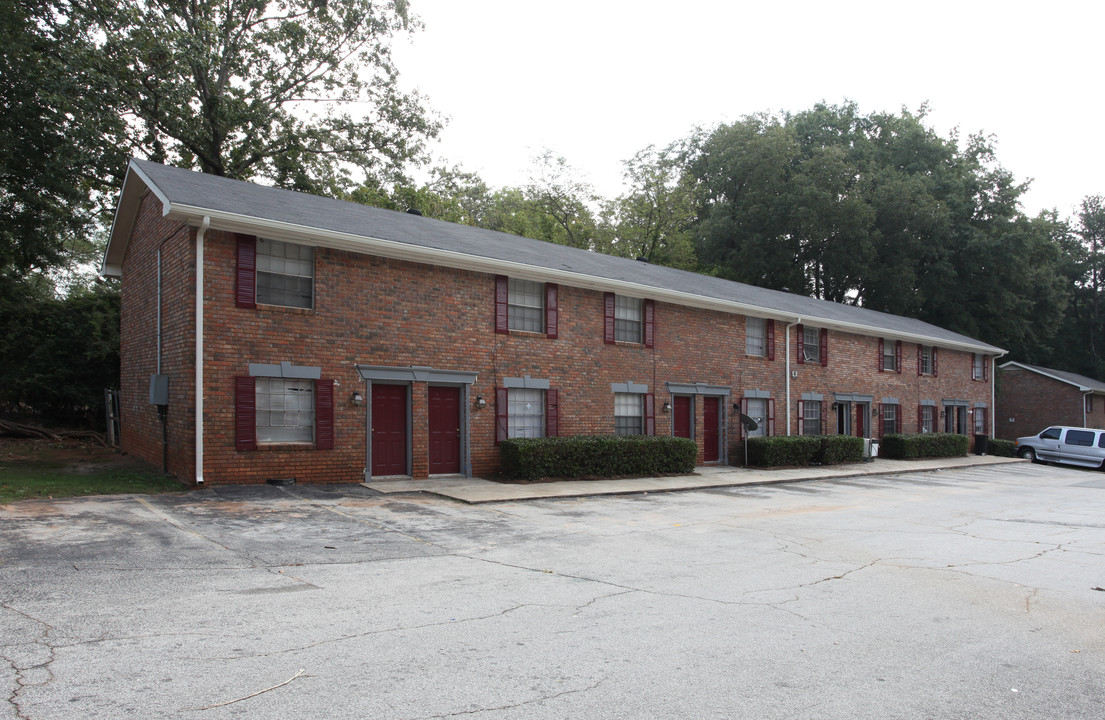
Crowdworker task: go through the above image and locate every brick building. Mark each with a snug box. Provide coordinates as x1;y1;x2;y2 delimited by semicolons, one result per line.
995;362;1105;439
102;160;1004;485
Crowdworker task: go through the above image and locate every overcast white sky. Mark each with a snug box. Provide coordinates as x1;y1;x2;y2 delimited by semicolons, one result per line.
392;0;1102;219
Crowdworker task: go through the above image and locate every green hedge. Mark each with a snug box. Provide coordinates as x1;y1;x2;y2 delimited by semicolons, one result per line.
878;432;969;459
500;435;698;481
745;435;866;467
987;438;1016;457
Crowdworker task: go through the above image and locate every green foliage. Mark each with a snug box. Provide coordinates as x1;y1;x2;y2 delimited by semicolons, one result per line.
0;442;182;502
879;433;969;459
500;436;697;481
987;438;1017;457
820;435;866;464
85;0;441;194
0;280;120;427
746;435;865;467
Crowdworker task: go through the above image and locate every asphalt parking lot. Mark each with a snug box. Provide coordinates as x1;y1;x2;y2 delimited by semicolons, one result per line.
2;463;1104;719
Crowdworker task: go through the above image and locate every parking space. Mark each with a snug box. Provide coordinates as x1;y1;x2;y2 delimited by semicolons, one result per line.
2;464;1104;719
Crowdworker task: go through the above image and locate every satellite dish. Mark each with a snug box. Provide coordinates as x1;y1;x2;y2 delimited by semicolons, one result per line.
739;413;759;432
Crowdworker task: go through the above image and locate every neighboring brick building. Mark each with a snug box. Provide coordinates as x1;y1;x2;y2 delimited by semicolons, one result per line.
102;160;1004;485
995;362;1105;439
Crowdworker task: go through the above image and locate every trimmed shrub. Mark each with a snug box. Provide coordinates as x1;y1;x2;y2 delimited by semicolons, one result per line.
746;435;821;467
746;435;866;467
820;435;865;464
987;438;1016;457
500;435;697;481
879;432;969;459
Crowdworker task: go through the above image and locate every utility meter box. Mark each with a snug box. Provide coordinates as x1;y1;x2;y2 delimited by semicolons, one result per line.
149;374;169;406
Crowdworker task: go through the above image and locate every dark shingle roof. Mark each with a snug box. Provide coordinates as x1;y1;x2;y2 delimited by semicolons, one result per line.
109;159;1003;353
1005;363;1105;392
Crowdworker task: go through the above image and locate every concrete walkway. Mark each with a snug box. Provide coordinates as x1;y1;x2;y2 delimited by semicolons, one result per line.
363;454;1024;504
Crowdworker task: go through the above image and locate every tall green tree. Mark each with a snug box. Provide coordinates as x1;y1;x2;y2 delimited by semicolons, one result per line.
80;0;442;194
609;143;697;269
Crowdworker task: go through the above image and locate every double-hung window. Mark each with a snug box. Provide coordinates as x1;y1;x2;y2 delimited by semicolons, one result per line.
972;354;986;380
919;346;936;376
256;377;315;443
880;339;899;372
508;279;545;333
508;389;546;439
746;398;768;438
919;405;935;433
803;326;820;364
235;363;334;451
257;239;314;308
880;403;899;436
801;401;821;436
614;393;644;436
615;296;643;343
746;317;766;357
973;407;987;435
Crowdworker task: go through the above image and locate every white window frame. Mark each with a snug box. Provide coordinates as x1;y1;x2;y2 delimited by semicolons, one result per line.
973;407;986;435
508;388;545;439
614;295;643;343
803;400;821;436
882;404;898;435
746;317;766;357
920;405;935;433
255;376;315;443
256;238;314;309
508;278;544;333
614;392;645;436
746;398;768;438
883;340;897;371
803;326;820;364
972;353;984;380
920;346;934;375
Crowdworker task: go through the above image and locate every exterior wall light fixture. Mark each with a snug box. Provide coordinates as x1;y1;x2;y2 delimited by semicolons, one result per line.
662;401;672;413
351;391;364;406
474;396;488;410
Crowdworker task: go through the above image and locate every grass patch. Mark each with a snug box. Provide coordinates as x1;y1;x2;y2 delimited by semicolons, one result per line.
0;438;185;503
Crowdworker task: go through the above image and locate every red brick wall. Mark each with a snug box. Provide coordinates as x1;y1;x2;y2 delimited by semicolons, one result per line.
995;366;1102;439
120;205;995;484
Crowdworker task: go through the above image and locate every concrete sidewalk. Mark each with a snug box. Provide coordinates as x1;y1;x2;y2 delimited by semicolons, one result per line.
363;454;1025;503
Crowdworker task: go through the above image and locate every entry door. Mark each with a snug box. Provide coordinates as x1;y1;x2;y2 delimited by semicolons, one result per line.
372;384;407;476
702;397;720;462
428;386;461;474
673;396;692;439
855;403;868;438
837;402;852;435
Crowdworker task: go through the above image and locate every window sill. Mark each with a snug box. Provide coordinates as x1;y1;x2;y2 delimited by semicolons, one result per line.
506;329;550;339
256;303;315;315
256;442;316;451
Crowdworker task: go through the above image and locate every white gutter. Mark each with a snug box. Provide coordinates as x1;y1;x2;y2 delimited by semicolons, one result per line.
157;203;1002;356
785;319;801;435
195;216;210;485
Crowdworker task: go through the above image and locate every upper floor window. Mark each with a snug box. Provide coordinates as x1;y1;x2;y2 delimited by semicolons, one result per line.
746;317;765;356
257;239;314;309
880;339;899;372
803;326;820;363
971;353;987;380
508;278;545;333
919;346;936;376
603;293;654;347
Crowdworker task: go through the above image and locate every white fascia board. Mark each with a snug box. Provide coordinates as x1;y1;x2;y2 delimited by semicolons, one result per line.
165;203;1004;355
999;361;1091;391
100;161;176;277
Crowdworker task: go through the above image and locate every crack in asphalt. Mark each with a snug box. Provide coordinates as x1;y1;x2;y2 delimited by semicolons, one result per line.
1;603;58;720
403;676;609;720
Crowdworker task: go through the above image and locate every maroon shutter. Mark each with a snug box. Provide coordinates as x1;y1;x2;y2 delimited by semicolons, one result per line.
546;388;559;437
983;355;989;380
767;398;775;436
495;387;508;444
878;338;885;372
932;347;939;377
545;283;558;339
494;276;509;334
603;292;615;344
235;235;257;308
820;328;828;367
644;393;655;435
766;319;775;360
797;400;805;435
315;379;334;450
895;341;902;374
235;376;257;450
643;299;655;348
796;324;805;364
917;345;923;376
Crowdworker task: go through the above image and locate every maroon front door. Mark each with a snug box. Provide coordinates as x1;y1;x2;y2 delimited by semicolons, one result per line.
703;396;720;462
428;386;461;474
372;384;407;476
855;404;867;438
673;396;692;439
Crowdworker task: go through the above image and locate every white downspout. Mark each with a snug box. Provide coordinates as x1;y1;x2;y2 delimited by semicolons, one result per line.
784;318;801;436
195;216;210;485
991;351;1007;437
